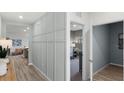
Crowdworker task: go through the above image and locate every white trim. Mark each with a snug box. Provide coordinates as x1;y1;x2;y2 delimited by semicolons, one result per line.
93;64;109;76
28;63;33;65
89;25;93;80
90;60;93;80
110;63;123;67
123;20;124;81
54;13;57;81
28;63;51;81
65;13;70;81
82;28;87;80
82;26;85;81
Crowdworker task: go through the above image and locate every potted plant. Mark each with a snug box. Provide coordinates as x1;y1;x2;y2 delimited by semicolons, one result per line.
0;45;9;76
0;46;8;58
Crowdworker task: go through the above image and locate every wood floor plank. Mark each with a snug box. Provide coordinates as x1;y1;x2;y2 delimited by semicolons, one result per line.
93;64;123;81
13;55;48;81
0;56;48;81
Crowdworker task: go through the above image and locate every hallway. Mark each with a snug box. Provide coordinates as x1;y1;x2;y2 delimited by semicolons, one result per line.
0;56;47;81
71;58;82;81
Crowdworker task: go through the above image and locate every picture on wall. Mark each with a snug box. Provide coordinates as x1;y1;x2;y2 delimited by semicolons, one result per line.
12;39;22;47
118;33;123;49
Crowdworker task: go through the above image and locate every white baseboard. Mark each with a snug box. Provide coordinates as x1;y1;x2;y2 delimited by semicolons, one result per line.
28;63;33;65
28;63;50;81
93;64;109;76
110;63;123;67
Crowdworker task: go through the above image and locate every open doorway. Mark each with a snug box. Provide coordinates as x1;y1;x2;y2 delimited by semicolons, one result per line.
6;24;30;65
93;21;123;81
70;22;83;81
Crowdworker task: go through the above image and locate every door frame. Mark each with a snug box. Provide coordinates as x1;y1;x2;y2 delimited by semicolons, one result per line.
70;21;84;80
121;20;124;81
65;12;86;81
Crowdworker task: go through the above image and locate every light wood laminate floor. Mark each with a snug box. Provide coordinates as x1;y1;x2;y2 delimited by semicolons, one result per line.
0;56;47;81
93;64;123;81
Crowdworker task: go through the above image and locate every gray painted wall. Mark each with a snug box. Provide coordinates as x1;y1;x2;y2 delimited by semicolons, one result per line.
109;22;123;65
93;21;123;73
93;25;110;72
32;13;66;81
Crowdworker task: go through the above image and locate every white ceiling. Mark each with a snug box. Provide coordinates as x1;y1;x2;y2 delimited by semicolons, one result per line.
0;12;45;24
6;24;29;39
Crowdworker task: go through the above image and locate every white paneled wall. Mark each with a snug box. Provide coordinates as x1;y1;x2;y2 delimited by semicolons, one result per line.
32;13;66;81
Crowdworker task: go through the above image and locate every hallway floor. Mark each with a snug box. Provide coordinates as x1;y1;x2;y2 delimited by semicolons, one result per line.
71;58;82;81
0;56;47;81
93;64;123;81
